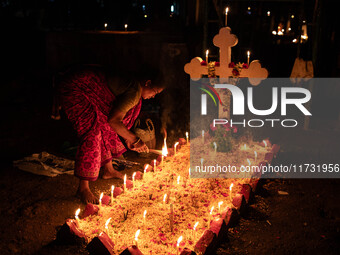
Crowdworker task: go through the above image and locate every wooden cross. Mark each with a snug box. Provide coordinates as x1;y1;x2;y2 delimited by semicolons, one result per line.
184;27;268;86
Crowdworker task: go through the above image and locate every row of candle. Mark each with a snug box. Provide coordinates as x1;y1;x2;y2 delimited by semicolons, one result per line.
205;49;251;65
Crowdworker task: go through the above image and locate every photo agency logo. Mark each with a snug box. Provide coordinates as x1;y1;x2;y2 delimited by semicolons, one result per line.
201;84;312;128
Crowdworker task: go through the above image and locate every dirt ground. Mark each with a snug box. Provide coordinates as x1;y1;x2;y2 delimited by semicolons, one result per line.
0;152;339;255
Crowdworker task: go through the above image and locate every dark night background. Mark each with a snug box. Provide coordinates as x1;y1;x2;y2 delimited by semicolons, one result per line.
0;0;339;254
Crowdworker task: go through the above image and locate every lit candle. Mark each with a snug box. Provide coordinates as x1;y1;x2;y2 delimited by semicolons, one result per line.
263;140;267;148
143;210;147;224
99;192;103;207
200;158;204;171
186;132;189;144
111;185;114;205
213;142;217;155
161;138;168;169
153;160;157;172
174;142;179;155
105;217;111;237
177;175;180;185
218;201;223;213
124;24;128;31
163;194;167;205
254;151;257;162
75;208;80;225
177;236;183;255
225;7;229;27
247;158;251;166
205;49;209;63
104;23;107;30
229;183;234;202
192;221;199;239
135;229;140;247
124;174;127;191
202;130;204;143
243;144;247;150
247;50;250;65
132;172;136;187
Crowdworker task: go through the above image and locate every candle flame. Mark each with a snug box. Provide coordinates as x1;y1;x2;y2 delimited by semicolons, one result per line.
162;137;168;156
163;194;167;203
230;183;234;192
132;172;136;181
99;192;103;202
206;49;209;56
210;206;214;215
202;130;204;137
124;174;127;184
213;142;217;149
225;7;229;14
263;140;267;147
124;24;128;28
177;236;183;247
143;210;147;218
105;217;111;229
111;185;114;193
193;222;199;231
247;158;251;165
104;23;107;28
218;201;223;209
174;142;179;148
186;132;188;138
75;208;80;220
135;229;140;241
247;50;250;57
177;175;180;184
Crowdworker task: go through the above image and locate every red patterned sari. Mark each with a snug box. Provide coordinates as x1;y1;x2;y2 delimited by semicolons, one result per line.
59;68;142;181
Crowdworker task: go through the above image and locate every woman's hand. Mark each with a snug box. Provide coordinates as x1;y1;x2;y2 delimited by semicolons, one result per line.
126;138;149;153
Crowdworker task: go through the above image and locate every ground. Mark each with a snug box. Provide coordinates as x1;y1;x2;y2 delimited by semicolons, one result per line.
0;152;339;254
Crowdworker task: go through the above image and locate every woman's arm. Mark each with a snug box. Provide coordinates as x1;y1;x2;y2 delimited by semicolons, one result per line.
108;108;138;143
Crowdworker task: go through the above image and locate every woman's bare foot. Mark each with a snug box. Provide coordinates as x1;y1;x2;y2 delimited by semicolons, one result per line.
76;180;99;204
102;161;124;179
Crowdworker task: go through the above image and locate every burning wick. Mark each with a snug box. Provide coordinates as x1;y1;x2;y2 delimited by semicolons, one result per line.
105;217;111;237
144;165;147;175
263;140;267;148
254;151;257;162
225;7;229;26
124;174;127;192
111;185;114;205
174;142;179;155
75;208;80;224
99;192;104;207
177;236;183;255
163;194;167;205
135;229;140;247
186;132;189;144
218;201;223;213
153;160;157;172
104;23;107;30
205;49;209;63
229;183;234;202
124;24;128;31
202;130;205;143
247;158;251;166
177;175;180;185
143;210;147;224
193;222;199;231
